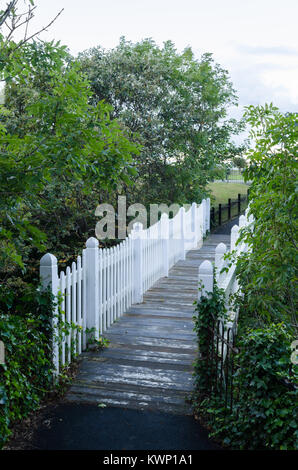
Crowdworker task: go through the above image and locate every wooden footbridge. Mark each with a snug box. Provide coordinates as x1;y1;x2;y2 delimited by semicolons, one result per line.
66;233;230;415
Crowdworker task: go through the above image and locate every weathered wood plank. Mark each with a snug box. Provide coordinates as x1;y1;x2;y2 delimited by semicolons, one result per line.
111;316;194;330
104;334;197;351
76;363;194;392
67;385;192;414
126;309;194;319
78;354;194;371
95;346;196;362
105;329;196;343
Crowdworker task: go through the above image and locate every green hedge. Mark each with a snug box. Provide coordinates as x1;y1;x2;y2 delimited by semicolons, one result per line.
0;282;54;448
193;322;298;450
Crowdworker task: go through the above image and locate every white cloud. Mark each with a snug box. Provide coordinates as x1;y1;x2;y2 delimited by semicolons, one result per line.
236;45;298;56
219;40;298;121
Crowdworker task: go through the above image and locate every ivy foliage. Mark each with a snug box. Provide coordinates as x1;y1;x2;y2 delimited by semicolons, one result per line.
192;280;227;396
0;282;54;448
195;323;297;450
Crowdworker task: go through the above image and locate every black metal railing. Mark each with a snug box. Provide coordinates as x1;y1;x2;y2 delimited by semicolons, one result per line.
200;317;297;418
202;319;238;414
210;191;249;230
225;168;245;182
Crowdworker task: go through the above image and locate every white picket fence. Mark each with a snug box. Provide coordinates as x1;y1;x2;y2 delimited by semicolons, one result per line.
40;199;210;375
197;208;253;361
198;208;253;329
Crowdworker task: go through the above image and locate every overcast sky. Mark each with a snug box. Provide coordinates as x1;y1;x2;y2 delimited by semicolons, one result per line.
13;0;298;139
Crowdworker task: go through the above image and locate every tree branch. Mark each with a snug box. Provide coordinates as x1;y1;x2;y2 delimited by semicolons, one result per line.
9;8;64;54
0;0;17;28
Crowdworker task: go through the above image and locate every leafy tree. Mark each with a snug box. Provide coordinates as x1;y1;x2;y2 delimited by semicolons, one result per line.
237;104;297;332
232;155;247;171
79;38;244;205
0;2;139;446
0;9;139;275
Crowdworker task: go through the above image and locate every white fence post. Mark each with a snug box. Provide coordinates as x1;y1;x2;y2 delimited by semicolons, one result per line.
180;207;186;260
0;340;4;365
202;199;207;237
191;202;198;247
85;237;100;340
40;253;59;376
82;248;87;350
230;224;239;251
206;198;211;233
215;242;227;281
198;260;213;300
239;214;246;228
132;222;143;303
161;213;169;277
245;207;249;222
197;202;204;242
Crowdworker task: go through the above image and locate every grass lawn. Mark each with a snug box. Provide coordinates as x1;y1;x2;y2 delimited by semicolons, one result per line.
207;182;249;206
227;173;244;181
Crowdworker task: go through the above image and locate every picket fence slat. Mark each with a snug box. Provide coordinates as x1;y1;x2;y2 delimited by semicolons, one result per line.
66;266;71;364
71;262;77;356
59;271;66;366
82;249;87;351
77;256;82;355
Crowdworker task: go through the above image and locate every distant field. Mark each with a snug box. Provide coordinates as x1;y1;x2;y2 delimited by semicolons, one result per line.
227;173;244;181
207;182;249;206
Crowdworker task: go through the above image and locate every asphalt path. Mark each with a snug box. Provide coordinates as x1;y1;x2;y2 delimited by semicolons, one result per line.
26;402;220;450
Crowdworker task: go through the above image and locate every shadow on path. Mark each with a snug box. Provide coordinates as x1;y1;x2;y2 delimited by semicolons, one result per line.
23;402;220;450
212;216;239;236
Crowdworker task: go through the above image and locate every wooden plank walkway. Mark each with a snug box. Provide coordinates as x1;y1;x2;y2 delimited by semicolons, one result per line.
66;234;230;415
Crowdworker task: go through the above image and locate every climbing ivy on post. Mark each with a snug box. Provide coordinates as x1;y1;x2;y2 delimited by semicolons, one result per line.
192;277;227;398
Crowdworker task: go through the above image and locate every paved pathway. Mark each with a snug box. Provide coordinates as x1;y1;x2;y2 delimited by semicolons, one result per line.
66;233;230;415
22;402;219;450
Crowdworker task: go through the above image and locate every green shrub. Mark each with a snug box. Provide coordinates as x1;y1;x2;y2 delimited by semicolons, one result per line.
209;165;227;181
192;281;227;397
193;323;297;450
238;105;298;329
0;284;54;448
